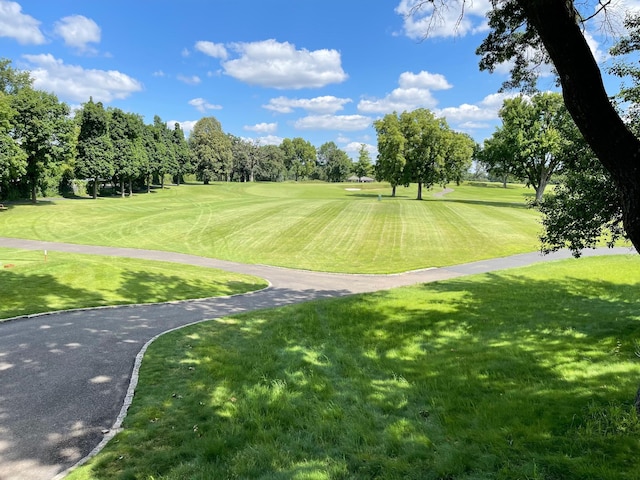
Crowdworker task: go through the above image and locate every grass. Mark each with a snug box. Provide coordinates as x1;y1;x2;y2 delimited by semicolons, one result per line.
67;254;640;480
0;248;267;320
0;182;545;273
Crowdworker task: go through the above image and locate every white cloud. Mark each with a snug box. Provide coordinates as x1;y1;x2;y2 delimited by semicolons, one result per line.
395;0;491;39
255;135;283;146
263;95;352;114
244;122;277;134
188;97;222;112
152;70;165;77
54;15;100;51
435;92;520;127
398;71;452;90
358;70;450;114
195;40;228;59
178;74;201;85
0;0;45;44
294;114;371;131
222;39;348;89
23;53;143;103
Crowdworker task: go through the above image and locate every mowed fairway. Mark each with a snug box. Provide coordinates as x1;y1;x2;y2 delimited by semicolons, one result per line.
0;182;542;273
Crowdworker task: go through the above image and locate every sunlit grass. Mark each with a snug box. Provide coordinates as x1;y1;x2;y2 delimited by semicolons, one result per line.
0;182;544;273
0;248;267;319
67;255;640;480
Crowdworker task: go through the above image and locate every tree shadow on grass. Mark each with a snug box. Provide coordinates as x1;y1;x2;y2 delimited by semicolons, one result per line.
87;271;640;480
0;270;108;319
115;270;265;304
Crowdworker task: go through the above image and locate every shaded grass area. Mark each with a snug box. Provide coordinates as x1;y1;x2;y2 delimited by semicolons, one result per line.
0;248;267;320
68;255;640;479
0;182;545;273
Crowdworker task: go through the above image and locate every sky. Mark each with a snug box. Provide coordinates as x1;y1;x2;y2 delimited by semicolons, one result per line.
0;0;636;159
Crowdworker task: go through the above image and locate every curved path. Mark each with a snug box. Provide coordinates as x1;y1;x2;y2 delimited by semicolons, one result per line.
0;237;634;480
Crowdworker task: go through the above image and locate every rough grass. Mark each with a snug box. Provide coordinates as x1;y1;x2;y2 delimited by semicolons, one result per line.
0;248;267;319
0;182;543;273
66;255;640;480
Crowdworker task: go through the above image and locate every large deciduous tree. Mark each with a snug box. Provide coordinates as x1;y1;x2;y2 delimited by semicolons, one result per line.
76;98;114;199
190;116;232;184
374;112;406;197
402;109;450;200
480;92;575;203
0;92;26;194
281;137;316;181
410;0;640;410
318;141;352;183
11;87;74;203
475;0;640;252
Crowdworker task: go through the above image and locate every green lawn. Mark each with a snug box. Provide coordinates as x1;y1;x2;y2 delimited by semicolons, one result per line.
0;182;544;273
0;248;267;319
67;255;640;480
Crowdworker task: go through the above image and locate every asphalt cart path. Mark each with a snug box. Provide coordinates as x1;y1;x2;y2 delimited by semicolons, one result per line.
0;237;633;480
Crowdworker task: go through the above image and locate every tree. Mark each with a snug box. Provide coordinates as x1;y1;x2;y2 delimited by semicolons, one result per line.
400;108;451;200
149;115;178;188
0;92;26;195
171;122;191;185
281;137;316;181
109;108;145;197
410;0;640;410
353;144;373;179
445;131;476;186
11;87;75;203
229;135;261;182
318;141;352;183
190;116;232;184
0;58;32;95
374;112;406;196
480;93;573;203
256;144;286;181
76;98;114;199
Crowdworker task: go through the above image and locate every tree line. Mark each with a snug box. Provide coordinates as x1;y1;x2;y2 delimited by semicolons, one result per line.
0;58;382;202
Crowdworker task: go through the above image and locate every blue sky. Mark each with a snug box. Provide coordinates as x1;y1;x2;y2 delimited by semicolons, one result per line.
0;0;632;159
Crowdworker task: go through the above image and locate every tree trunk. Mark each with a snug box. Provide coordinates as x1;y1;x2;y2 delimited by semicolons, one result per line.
31;184;37;204
417;182;423;200
392;185;397;197
93;177;98;199
120;178;125;198
147;174;151;193
518;0;640;252
128;178;133;197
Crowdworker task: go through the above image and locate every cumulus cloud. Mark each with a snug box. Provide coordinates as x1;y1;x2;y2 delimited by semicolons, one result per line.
244;122;278;134
178;74;201;85
395;0;491;39
23;53;143;103
0;0;45;44
221;39;348;89
435;92;520;128
195;40;228;59
263;95;352;114
357;70;450;114
398;71;452;90
188;97;222;112
294;114;371;131
54;15;100;52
